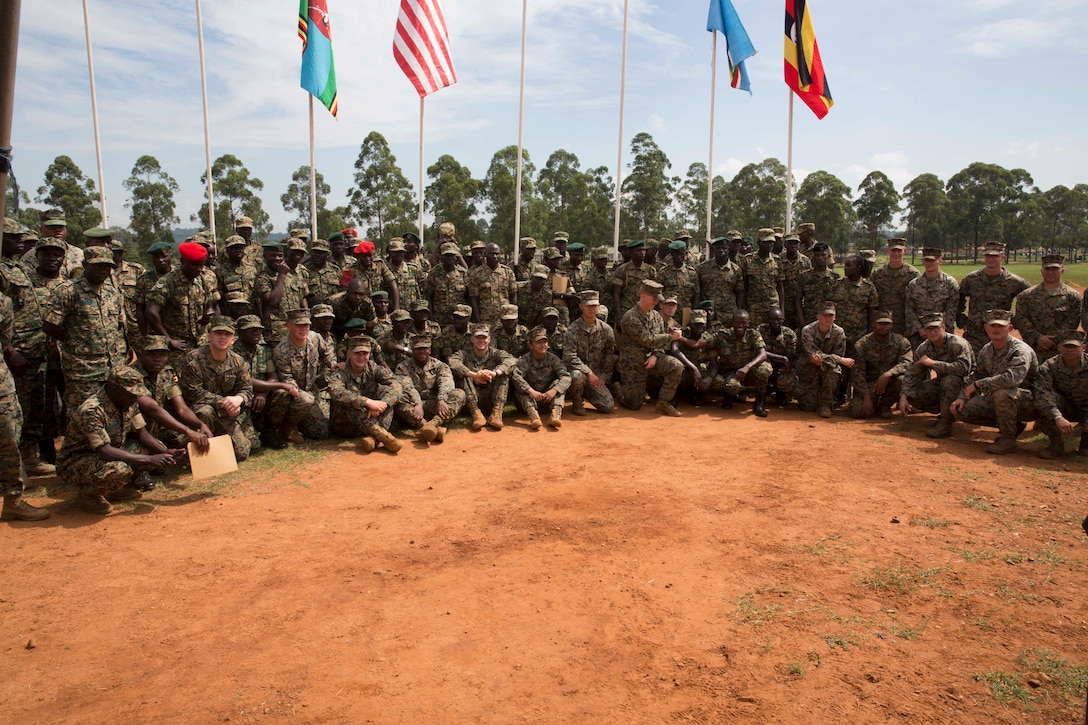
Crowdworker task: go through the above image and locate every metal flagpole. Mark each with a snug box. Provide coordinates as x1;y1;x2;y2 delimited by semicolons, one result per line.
81;0;108;225
195;0;215;239
612;0;630;258
706;32;717;258
513;0;527;259
0;0;21;222
784;90;795;233
418;98;424;243
308;96;318;241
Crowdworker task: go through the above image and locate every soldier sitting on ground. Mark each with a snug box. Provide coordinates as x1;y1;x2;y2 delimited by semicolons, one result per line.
1033;330;1088;460
328;336;403;454
512;325;571;430
394;334;466;443
449;324;516;430
849;311;913;419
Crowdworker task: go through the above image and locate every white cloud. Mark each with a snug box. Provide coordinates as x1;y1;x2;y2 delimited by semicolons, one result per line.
647;113;667;133
714;158;745;179
1002;141;1041;158
957;18;1060;57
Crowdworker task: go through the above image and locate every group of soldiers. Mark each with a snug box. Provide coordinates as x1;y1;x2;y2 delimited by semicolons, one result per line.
2;210;1087;521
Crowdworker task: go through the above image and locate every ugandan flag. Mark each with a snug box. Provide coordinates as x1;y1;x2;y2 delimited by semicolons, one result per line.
784;0;833;119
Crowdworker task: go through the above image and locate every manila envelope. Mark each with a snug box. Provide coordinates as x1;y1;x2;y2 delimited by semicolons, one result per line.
188;434;238;481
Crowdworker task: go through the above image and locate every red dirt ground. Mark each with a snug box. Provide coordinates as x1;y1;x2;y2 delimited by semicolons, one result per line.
3;405;1087;723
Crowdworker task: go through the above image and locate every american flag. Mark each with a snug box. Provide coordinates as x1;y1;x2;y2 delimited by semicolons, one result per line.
393;0;458;98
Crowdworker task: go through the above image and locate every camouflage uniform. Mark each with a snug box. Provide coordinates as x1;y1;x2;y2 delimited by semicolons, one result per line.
779;253;812;330
512;350;571;415
491;322;529;359
583;265;613;301
712;326;771;396
518;285;553;328
57;390;147;496
870;263;920;336
135;358;185;447
253;268;310;346
410;319;443;341
656;260;699;310
565;317;617;413
796;321;847;412
303;260;342;307
468;264;518;327
379;327;413;373
611;262;657;317
615;304;683;410
389;259;424;310
1034;350;1088;436
904;272;959;341
393;356;466;424
329;291;376;331
217;258;257;312
797;268;840;326
45;275;128;411
268;331;336;439
328;360;402;437
740;253;783;324
958;268;1030;353
448;346;516;413
145;267;221;365
1;255;50;448
26;267;64;445
957;337;1038;438
233;337;285;433
831;276;879;352
679;328;723;393
0;296;25;496
902;332;974;418
1013;283;1082;362
696;259;742;321
435;324;472;364
348;259;396;299
181;345;257;460
423;264;468;327
849;332;913;418
758;323;798;398
116;260;146;343
20;239;83;280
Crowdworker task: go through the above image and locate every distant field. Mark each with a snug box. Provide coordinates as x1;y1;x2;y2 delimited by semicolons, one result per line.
866;258;1088;288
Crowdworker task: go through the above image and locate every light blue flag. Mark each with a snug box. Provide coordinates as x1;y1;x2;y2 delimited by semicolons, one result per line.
707;0;757;93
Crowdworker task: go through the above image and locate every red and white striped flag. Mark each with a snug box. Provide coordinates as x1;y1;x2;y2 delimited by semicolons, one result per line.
393;0;458;98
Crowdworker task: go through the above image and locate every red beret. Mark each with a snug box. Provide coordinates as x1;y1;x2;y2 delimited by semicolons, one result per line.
177;242;208;263
342;228;358;238
353;240;375;254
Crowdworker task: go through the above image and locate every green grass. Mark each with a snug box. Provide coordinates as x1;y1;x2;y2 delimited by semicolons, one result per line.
963;496;997;512
974;670;1034;704
865;257;1088;288
974;649;1088;708
859;564;945;594
909;516;954;528
730;594;782;626
947;547;998;562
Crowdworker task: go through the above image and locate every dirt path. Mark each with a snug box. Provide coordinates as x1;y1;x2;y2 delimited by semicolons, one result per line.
3;406;1087;723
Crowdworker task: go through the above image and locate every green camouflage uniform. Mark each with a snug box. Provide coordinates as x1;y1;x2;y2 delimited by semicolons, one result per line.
347;259;396;299
57;390;147;496
253;268;310;346
958;268;1030;353
329;291;376;331
870;263;919;336
491;322;529;359
741;253;783;324
902;332;974;418
904;272;959;342
849;332;913;417
712;326;771;396
779;253;812;330
26;267;64;443
423;264;468;327
145;267;221;369
1034;351;1088;436
435;324;472;364
268;332;336;439
758;323;798;397
181;345;257;459
679;328;723;393
957;337;1038;439
615;304;683;410
135;358;185;447
303;260;342;307
0;296;25;495
512;350;571;415
467;263;518;328
217;259;257;313
582;265;613;299
20;240;83;279
328;360;402;437
656;260;699;310
389;260;424;310
796;321;846;412
1;256;49;447
379;327;413;373
518;284;553;329
831;276;879;352
565;317;617;413
448;346;516;412
696;259;742;321
1013;283;1082;362
394;356;466;424
797;268;840;326
116;260;146;343
611;261;657;318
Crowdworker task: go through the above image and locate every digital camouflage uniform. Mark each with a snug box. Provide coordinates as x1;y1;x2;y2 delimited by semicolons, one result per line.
849;332;913;418
303;260;342;307
1013;283;1082;362
467;263;517;327
26;266;64;444
831;276;879;352
491;322;529;359
57;390;147;496
253;268;310;346
518;284;553;329
379;326;413;373
656;260;699;310
583;265;613;302
269;331;336;439
328;360;402;437
958;268;1030;353
0;296;26;496
904;272;959;342
329;291;376;332
797;268;840;326
217;259;257;313
448;345;516;413
423;264;468;327
740;253;783;324
116;260;146;343
1034;350;1088;437
712;326;771;396
779;253;812;330
612;262;657;317
135;358;185;447
1;255;50;448
870;262;920;336
758;323;798;398
348;259;396;299
389;260;424;310
697;258;742;322
435;324;472;364
512;350;571;416
410;319;443;342
902;332;974;419
394;356;466;424
796;321;847;412
565;317;617;413
181;345;257;459
615;304;683;410
233;337;285;434
956;337;1038;439
20;239;83;279
679;328;723;393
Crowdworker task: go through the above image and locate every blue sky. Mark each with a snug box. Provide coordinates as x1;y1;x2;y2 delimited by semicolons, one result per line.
9;0;1087;233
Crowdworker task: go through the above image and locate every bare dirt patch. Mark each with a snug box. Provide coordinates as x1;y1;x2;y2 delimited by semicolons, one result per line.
3;405;1087;723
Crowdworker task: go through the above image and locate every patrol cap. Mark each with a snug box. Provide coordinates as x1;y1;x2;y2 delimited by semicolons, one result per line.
21;230;39;243
980;241;1005;256
327;231;344;243
387;238;406;252
725;230;743;240
757;228;777;242
289;228;310;240
1041;254;1064;268
552;231;569;242
440;242;459;255
470;323;491;337
667;240;687;252
874;310;894;324
286;237;307;252
261;240;284;250
580;290;601;305
438;221;456;237
661;295;679;305
141;335;171;352
469;240;487;251
691;310;707;324
674;229;692;241
224;235;247;248
310;238;330;252
567;242;586;252
40;209;66;227
500;305;520;321
919;311;944;328
409;299;430;313
342;317;369;330
347;338;373;353
391;309;412;322
542;306;560;319
108;365;151;398
591;246;609;259
453;304;472;318
921;247;943;260
520;237;537;249
626;239;645;250
35;236;66;251
531;269;549;280
886;237;907;250
817;300;836;315
543;247;563;260
224;290;249;304
109;240;125;252
784;234;800;244
83;247;114;265
983;309;1012;325
234;216;254;228
370;290;389;299
206;315;235;334
798;222;816;233
236;314;263;330
411;334;432;349
311;304;334;318
859;249;876;261
772;227;784;236
1058;330;1086;346
286;308;311;325
528;325;549;342
3;217;23;235
640;279;664;301
644;239;659;250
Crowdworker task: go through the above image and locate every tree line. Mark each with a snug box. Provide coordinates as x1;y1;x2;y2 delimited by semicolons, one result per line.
6;131;1087;262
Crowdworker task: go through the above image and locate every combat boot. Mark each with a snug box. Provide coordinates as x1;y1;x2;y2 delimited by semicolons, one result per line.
467;402;486;430
284;422;304;444
77;489;111;515
417;418;439;442
655;400;682;417
570;393;585;416
1;493;50;521
774;389;788;406
986;436;1018;455
487;405;505;430
753;391;768;418
371;427;402;453
689;389;704;407
818;405;832;418
526;407;543;430
434;426;447;443
926;415;954;439
719;393;735;410
548;407;563;428
1037;435;1065;460
20;445;55;476
358;435;377;453
39;438;56;465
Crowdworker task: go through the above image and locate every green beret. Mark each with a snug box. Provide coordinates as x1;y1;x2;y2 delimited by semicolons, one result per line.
342;317;369;329
261;240;284;250
567;242;586;252
369;290;389;299
667;240;687;251
327;232;344;243
83;227;112;239
626;239;645;249
145;241;171;254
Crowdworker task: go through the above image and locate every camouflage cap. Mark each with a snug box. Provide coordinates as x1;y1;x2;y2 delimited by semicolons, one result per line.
772;227;784;236
784;234;800;244
874;310;894;324
289;228;310;239
661;295;679;305
409;299;430;313
438;221;456;237
387;238;406;252
644;239;659;250
817;300;836;315
35;236;66;251
236;314;263;330
543;247;563;260
528;325;549;342
725;230;743;241
207;315;236;334
469;240;487;250
919;311;944;328
109;239;125;252
83;247;114;265
591;246;609;260
798;222;816;233
532;269;549;280
1058;330;1086;346
640;279;664;301
1041;254;1064;268
886;237;907;250
922;247;943;260
580;290;601;305
39;209;66;226
983;308;1012;325
440;242;459;255
690;309;707;324
674;229;693;240
224;290;249;304
3;217;23;235
225;235;247;248
411;334;432;349
520;237;537;249
757;228;776;243
552;231;569;242
83;226;112;239
108;365;151;398
311;303;335;318
667;240;686;252
470;323;491;337
453;304;472;318
391;309;412;322
982;241;1005;255
141;335;171;353
234;216;254;228
859;249;876;261
286;308;311;325
287;237;307;252
21;230;39;242
347;338;373;353
310;238;330;252
500;304;520;320
542;306;560;318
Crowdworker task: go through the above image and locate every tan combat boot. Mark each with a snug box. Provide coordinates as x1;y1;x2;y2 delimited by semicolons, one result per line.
1037;435;1065;460
487;405;504;430
548;407;563;429
655;400;682;417
2;493;50;521
468;403;486;431
526;407;543;430
20;445;55;476
434;426;447;443
358;436;377;453
371;427;402;453
986;436;1018;455
926;414;954;439
570;392;585;416
416;418;439;442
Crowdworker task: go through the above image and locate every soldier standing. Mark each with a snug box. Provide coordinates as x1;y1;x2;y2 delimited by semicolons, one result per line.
869;238;919;337
740;229;785;326
904;248;959;349
468;243;518;327
1013;255;1082;363
424;242;469;327
957;242;1030;354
